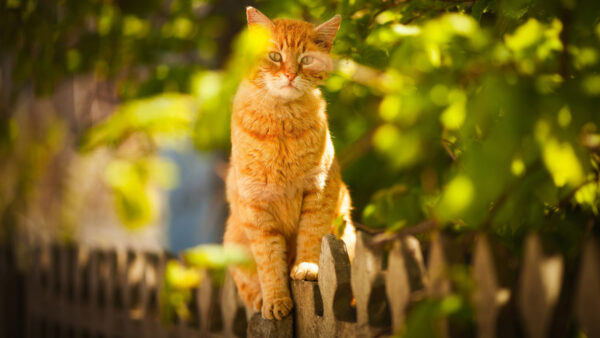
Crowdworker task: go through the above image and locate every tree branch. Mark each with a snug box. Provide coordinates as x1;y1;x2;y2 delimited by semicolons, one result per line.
370;219;438;246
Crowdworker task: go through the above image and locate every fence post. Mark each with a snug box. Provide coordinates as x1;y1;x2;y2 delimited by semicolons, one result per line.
386;235;426;333
48;244;61;338
247;312;293;338
2;244;26;338
221;271;248;337
351;231;390;337
26;244;43;338
317;234;356;337
575;238;600;338
427;233;452;299
63;245;77;336
518;233;564;338
73;245;91;337
197;270;223;336
124;250;145;336
472;235;509;338
291;279;322;338
88;249;100;335
427;232;473;337
57;245;70;335
143;251;168;338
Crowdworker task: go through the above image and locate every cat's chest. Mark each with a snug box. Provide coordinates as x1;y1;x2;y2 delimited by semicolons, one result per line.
233;113;326;166
232;126;327;196
237;129;325;177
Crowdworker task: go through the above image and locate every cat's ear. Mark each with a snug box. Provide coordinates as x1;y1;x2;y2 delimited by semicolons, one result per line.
246;7;273;29
314;15;341;51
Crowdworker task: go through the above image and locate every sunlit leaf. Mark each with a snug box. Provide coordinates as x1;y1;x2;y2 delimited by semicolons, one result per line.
165;260;203;289
123;15;149;38
582;75;600;96
362;184;424;229
333;216;347;238
574;181;599;213
184;244;253;269
511;157;526;176
80;94;197;151
66;49;81;72
373;124;422;168
542;139;584;187
161;260;203;323
103;157;179;228
437;175;474;222
440;90;466;130
556;106;571;128
379;95;400;122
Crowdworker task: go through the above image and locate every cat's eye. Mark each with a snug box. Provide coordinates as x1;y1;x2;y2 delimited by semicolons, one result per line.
300;56;314;65
269;52;282;62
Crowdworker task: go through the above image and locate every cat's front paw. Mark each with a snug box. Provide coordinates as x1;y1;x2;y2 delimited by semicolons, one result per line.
290;262;319;280
261;296;293;320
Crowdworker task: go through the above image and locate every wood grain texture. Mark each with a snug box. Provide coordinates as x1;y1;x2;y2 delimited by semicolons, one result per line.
10;230;600;338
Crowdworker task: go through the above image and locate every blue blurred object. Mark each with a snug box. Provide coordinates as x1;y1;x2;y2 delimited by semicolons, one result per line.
164;145;227;253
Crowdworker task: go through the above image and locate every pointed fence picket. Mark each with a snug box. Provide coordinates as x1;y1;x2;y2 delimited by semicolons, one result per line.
2;230;600;337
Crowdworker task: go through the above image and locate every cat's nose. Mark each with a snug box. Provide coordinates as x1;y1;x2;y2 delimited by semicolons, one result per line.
285;72;297;82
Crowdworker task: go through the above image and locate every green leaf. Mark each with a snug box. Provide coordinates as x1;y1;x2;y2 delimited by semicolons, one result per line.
362;184;424;229
471;0;495;20
183;244;253;269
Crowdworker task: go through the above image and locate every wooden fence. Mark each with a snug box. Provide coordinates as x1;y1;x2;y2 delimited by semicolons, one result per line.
1;230;599;337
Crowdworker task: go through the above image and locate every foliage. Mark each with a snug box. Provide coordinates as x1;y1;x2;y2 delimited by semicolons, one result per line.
2;0;600;335
160;244;252;322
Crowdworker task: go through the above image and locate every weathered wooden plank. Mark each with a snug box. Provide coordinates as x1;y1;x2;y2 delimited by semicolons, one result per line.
427;233;451;298
318;234;356;337
31;249;40;337
61;245;79;336
102;249;120;337
73;245;91;338
23;245;40;338
575;238;600;338
400;236;427;294
351;231;390;337
112;249;128;336
50;244;66;336
51;243;61;301
472;235;511;338
222;271;247;337
291;280;322;338
66;245;79;335
87;249;100;335
386;235;426;333
247;312;292;338
26;244;44;338
141;251;168;338
518;234;564;338
144;252;162;315
124;250;145;337
126;250;144;315
198;270;223;335
427;232;472;337
42;243;54;338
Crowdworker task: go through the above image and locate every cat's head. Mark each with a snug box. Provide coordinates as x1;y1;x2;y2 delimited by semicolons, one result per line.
246;7;340;101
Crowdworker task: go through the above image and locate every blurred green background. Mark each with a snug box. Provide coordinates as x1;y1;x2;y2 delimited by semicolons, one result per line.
2;0;600;335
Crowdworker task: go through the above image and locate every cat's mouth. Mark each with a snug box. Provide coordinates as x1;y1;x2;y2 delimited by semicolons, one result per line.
282;83;299;90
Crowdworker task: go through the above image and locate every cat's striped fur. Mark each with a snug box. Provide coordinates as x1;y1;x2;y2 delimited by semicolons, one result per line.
223;7;355;320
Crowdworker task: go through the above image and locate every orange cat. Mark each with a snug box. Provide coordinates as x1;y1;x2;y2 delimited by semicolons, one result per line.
223;7;356;320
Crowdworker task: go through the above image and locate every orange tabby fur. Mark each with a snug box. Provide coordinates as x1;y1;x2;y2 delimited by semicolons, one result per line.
223;7;356;320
